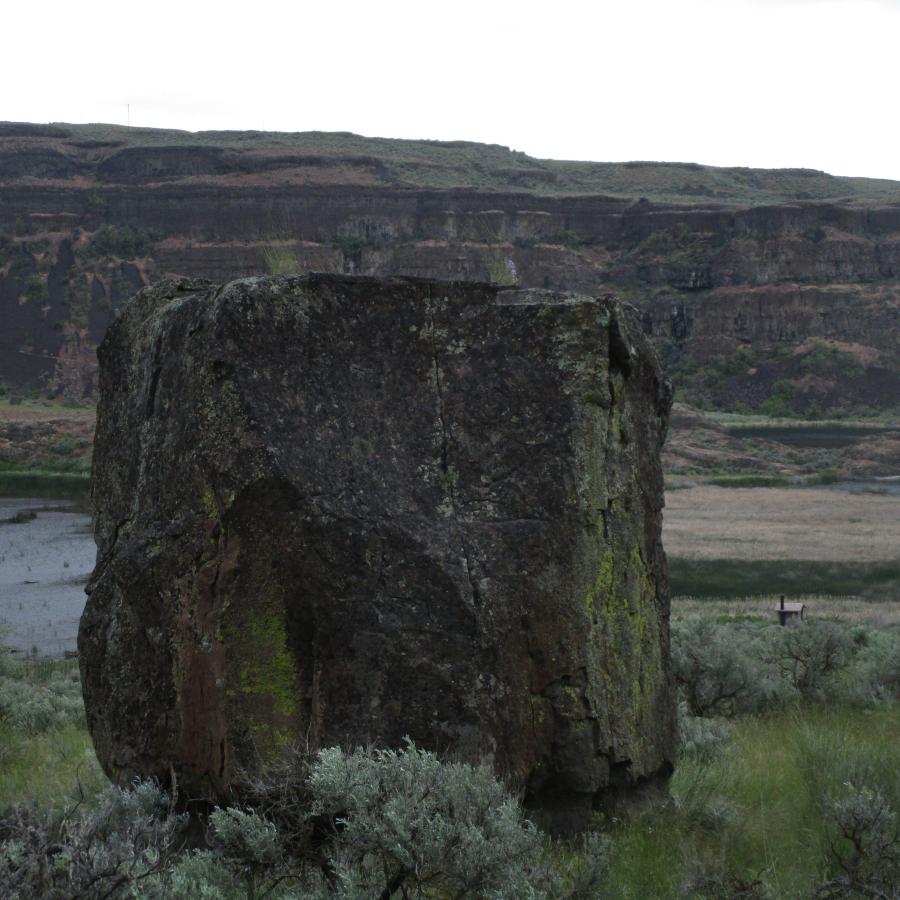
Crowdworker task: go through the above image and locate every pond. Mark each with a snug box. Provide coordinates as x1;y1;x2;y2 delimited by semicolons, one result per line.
723;425;891;449
825;477;900;497
0;497;95;658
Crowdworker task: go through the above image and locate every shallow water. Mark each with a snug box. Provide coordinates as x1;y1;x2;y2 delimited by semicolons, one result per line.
724;426;889;448
0;497;95;658
826;478;900;497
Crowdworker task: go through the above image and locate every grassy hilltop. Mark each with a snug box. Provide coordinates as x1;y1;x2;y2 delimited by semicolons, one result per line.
6;120;900;205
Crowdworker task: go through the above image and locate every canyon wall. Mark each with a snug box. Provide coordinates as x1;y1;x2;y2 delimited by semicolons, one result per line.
1;123;898;414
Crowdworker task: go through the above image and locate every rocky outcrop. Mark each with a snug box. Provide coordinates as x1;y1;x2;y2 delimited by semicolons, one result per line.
78;274;675;833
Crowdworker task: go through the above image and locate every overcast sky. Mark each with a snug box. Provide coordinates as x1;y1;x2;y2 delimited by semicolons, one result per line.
4;0;899;180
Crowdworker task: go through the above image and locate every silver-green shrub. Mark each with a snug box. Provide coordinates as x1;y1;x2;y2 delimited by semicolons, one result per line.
840;627;900;707
0;743;610;898
769;620;855;702
307;740;546;899
149;850;241;899
677;702;734;764
0;780;186;899
671;620;790;716
817;781;899;899
671;619;897;716
0;670;85;733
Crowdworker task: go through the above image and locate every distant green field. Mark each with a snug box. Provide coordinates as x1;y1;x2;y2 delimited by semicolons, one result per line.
0;469;89;500
707;412;898;430
670;557;900;601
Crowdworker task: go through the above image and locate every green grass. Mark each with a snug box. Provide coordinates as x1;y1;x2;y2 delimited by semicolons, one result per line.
0;468;90;499
708;412;897;431
701;472;845;488
669;558;900;601
706;474;792;488
0;720;104;811
604;705;900;899
261;241;300;275
0;657;106;812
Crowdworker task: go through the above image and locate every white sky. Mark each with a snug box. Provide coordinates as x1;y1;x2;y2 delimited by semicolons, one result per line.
3;0;899;180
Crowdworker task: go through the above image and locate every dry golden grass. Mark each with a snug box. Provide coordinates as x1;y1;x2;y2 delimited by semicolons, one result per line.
663;485;900;562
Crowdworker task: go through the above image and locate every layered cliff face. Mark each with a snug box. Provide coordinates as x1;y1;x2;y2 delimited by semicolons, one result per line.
79;274;675;834
1;122;898;416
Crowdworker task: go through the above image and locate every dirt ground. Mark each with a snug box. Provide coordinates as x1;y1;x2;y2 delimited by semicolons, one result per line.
663;483;900;562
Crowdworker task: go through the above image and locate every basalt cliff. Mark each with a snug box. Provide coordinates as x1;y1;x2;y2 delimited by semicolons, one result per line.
1;121;899;417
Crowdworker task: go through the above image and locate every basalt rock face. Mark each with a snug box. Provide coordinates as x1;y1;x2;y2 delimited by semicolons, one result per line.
79;274;675;833
2;125;900;417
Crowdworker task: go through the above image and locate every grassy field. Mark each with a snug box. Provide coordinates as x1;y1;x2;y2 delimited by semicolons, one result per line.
0;396;95;418
704;410;897;432
0;396;94;498
664;484;900;563
0;657;104;812
706;412;899;431
664;481;900;609
0;467;90;500
606;704;899;899
669;559;900;605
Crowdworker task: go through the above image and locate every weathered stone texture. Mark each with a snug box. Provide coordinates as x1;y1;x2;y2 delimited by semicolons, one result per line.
79;274;675;832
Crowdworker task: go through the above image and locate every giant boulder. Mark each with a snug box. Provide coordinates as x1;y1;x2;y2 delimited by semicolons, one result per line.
79;274;675;832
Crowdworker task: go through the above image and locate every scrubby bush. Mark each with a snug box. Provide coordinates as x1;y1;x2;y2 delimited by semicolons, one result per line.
680;863;769;899
671;620;788;716
0;642;19;680
678;703;734;764
23;275;48;304
0;781;186;899
261;243;298;275
0;667;85;733
232;740;611;898
77;225;156;261
672;619;899;717
147;849;240;898
673;753;738;834
307;740;547;898
675;705;738;835
207;807;283;898
817;781;899;899
769;620;855;702
840;628;900;707
0;742;610;899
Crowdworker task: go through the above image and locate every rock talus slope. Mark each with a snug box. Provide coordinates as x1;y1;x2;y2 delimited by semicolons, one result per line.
78;274;675;833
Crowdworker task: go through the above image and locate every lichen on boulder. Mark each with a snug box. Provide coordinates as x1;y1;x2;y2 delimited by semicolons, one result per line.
79;273;675;833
